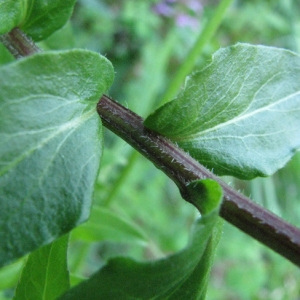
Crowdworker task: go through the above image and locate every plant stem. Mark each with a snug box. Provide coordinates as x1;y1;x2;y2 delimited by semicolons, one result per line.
2;27;300;266
0;28;40;59
98;95;300;267
102;32;178;206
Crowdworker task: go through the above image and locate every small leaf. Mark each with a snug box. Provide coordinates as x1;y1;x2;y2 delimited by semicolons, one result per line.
71;206;147;245
184;179;223;215
60;180;223;300
145;44;300;179
20;0;77;41
0;50;114;267
13;235;70;300
0;0;76;41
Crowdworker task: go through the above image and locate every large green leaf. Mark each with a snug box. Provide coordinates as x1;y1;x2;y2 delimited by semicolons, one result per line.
0;0;76;41
0;49;114;267
145;44;300;179
13;235;69;300
60;180;222;300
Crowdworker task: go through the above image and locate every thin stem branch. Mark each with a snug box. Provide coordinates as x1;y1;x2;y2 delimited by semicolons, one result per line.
159;0;233;105
103;150;139;206
98;95;300;267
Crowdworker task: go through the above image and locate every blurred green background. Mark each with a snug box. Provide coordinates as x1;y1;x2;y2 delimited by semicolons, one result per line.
1;0;300;299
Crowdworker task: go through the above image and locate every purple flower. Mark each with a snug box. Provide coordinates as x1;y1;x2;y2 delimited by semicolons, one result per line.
176;14;199;29
153;0;203;30
153;3;174;16
187;0;203;13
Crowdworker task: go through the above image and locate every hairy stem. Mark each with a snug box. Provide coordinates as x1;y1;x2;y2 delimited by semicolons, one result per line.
2;28;300;266
98;95;300;267
0;28;40;59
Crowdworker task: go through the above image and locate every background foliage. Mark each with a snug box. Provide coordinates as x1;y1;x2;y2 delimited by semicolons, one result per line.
1;0;300;299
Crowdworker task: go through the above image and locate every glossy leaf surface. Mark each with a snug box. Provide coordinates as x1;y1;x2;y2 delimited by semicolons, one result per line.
145;44;300;179
60;180;222;300
0;50;114;266
13;235;69;300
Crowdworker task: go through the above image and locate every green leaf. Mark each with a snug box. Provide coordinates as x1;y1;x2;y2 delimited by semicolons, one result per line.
71;206;147;245
0;259;24;289
168;220;223;300
0;1;26;35
60;180;223;300
145;44;300;179
184;179;223;215
0;49;114;267
0;0;76;41
21;0;77;41
13;235;70;300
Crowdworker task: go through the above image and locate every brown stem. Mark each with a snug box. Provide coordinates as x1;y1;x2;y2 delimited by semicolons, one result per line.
0;27;40;59
97;95;300;267
2;27;300;266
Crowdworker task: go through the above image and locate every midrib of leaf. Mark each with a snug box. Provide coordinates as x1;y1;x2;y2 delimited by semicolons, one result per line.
202;65;258;124
173;90;300;142
0;108;96;177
